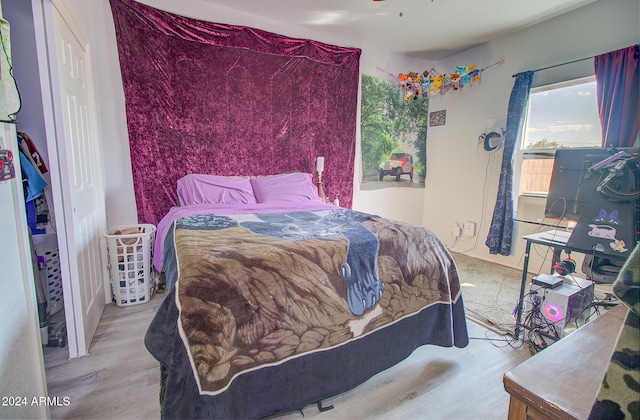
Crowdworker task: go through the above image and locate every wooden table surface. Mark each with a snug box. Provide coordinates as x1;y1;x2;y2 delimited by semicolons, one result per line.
503;303;628;420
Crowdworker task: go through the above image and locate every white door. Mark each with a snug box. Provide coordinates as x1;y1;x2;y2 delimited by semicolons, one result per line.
50;2;107;357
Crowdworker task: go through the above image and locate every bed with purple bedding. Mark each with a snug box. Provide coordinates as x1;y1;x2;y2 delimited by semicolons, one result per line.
145;173;468;419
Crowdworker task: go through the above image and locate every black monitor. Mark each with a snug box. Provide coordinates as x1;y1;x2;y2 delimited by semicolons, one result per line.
544;147;632;222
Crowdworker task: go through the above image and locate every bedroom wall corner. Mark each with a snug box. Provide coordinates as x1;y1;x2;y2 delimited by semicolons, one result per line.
90;0;138;227
422;0;640;272
352;49;435;226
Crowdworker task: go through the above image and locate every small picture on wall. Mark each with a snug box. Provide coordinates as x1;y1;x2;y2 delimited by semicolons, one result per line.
429;110;446;127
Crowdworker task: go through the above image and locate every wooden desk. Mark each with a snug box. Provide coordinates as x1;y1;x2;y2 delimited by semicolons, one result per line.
504;304;628;420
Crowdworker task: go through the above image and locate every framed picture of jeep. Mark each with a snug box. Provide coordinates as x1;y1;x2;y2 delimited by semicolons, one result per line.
378;152;414;181
360;74;427;190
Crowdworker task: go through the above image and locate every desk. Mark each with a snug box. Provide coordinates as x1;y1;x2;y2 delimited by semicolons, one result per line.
504;304;628;420
515;230;625;339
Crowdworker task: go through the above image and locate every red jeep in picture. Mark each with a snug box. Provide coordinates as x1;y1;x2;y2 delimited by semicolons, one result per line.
378;152;414;181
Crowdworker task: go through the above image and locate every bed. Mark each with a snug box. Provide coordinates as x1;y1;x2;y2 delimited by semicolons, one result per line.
145;172;469;419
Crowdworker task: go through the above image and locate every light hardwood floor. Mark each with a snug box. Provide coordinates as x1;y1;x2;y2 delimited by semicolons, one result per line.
43;290;531;420
44;296;164;419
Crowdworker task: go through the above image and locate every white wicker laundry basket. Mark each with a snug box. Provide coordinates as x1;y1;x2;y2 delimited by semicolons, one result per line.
33;234;64;315
105;224;157;307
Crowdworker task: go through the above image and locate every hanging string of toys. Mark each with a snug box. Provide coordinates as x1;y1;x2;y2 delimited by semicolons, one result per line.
377;57;504;100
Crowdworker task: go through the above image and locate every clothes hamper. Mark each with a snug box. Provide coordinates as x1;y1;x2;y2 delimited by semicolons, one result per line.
105;224;157;307
33;233;64;315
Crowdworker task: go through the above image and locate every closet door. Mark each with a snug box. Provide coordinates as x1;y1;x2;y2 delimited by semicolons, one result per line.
49;1;107;357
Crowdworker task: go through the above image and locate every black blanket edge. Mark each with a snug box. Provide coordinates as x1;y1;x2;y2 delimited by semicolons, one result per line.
145;290;468;419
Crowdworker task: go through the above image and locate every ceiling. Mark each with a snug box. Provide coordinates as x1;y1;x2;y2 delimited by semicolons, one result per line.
200;0;597;61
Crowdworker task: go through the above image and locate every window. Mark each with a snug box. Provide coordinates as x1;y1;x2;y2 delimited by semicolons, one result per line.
518;76;602;198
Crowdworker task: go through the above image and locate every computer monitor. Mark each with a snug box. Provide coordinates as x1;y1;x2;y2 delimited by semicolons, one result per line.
544;147;632;222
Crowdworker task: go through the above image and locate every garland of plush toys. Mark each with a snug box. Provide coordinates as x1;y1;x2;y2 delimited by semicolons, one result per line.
377;57;504;100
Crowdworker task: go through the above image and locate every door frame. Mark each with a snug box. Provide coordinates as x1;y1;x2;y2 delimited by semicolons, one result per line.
35;0;109;358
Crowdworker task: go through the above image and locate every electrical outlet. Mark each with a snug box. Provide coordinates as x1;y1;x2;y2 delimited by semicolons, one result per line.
464;221;476;236
452;224;461;238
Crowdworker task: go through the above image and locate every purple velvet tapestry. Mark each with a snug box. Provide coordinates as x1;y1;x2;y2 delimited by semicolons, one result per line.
109;0;361;225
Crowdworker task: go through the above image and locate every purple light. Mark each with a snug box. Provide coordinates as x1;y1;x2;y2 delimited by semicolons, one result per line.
543;302;564;323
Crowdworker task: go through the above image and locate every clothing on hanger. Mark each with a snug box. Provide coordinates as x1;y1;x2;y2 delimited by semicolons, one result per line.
18;131;48;174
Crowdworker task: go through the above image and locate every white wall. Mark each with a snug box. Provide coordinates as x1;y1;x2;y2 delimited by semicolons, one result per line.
424;0;639;274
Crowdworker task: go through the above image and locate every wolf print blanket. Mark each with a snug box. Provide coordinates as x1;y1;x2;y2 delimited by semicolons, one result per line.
152;208;468;401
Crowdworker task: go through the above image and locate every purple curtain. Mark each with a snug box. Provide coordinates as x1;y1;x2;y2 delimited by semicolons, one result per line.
109;0;361;225
594;45;639;148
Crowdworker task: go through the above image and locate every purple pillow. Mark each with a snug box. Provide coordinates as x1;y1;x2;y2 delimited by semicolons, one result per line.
250;172;321;203
176;174;257;205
